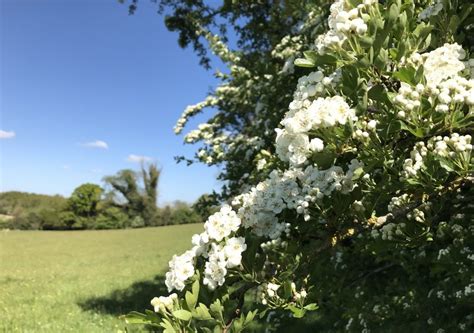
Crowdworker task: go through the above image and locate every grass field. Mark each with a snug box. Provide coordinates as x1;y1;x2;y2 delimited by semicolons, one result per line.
0;224;203;333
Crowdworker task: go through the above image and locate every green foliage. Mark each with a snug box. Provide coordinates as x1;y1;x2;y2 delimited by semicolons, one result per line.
68;183;103;218
94;206;131;229
0;187;204;230
0;191;67;230
157;201;203;226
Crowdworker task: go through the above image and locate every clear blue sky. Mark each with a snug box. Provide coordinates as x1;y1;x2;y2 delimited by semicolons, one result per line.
0;0;222;205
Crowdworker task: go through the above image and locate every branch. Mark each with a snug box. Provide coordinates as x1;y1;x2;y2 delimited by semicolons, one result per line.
345;263;396;288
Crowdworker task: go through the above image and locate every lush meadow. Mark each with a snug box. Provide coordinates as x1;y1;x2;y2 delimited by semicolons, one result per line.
0;224;203;332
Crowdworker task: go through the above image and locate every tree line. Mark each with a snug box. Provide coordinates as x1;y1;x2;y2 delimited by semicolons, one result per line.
0;164;217;230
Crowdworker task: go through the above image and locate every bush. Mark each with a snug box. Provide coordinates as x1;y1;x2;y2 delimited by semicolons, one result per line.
126;0;474;332
94;207;130;230
157;202;203;226
130;216;146;228
39;210;68;230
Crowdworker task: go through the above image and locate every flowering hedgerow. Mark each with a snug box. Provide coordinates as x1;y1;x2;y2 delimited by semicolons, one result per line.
126;0;474;332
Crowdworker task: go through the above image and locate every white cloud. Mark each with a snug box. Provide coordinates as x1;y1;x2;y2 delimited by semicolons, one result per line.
81;140;108;149
0;130;15;139
127;154;153;163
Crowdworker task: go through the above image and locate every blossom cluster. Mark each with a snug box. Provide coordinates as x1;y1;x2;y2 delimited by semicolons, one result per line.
165;249;197;292
411;43;466;86
297;159;364;221
203;237;247;290
315;0;374;54
256;282;281;305
276;89;356;165
174;96;219;134
165;205;246;292
271;35;305;75
233;169;300;239
402;134;472;180
395;43;474;120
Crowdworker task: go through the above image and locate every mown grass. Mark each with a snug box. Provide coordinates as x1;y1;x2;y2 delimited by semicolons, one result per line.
0;224;203;333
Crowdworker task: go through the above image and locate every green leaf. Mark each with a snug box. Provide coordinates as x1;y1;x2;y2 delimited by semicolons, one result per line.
414;65;424;83
210;299;224;322
413;23;433;47
232;318;244;333
313;150;336;169
185;291;197;310
161;319;177;333
387;3;400;25
303;50;318;62
294;58;315;68
287;305;306;318
192;276;200;297
368;84;392;106
193;303;213;321
313;54;337;66
359;36;374;48
398;11;407;29
448;15;460;34
245;310;257;324
258;309;269;319
304;303;319;311
297;53;337;68
393;67;416;84
374;48;389;70
172;309;192;321
399;121;424;137
351;167;364;181
396;41;407;61
438;159;456;172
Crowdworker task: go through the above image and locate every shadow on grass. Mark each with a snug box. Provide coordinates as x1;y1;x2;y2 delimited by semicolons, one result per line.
78;274;167;316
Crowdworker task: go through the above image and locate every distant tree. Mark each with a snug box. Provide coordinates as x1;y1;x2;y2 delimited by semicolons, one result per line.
169;201;201;225
158;205;173;226
103;164;160;226
68;183;103;218
141;163;160;225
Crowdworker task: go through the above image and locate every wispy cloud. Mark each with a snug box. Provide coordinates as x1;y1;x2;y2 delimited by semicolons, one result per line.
81;140;108;149
127;154;153;163
0;130;16;139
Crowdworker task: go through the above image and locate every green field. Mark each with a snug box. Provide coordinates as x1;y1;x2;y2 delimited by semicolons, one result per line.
0;224;203;333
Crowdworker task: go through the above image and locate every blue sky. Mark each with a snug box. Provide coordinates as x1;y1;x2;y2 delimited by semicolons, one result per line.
0;0;222;204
